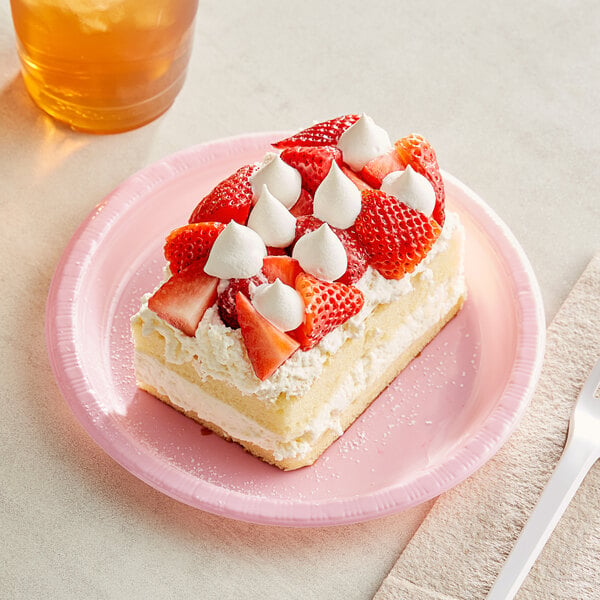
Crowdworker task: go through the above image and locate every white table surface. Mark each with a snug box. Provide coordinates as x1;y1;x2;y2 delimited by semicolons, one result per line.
1;1;598;598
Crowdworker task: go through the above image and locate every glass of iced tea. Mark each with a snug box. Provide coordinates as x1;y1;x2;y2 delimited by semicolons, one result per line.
10;0;199;133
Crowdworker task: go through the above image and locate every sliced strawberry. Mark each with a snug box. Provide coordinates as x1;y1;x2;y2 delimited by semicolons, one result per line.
189;164;258;225
164;221;225;274
217;273;267;329
273;114;360;149
293;215;325;242
358;149;404;188
355;190;441;280
236;292;300;380
293;273;364;350
293;216;368;285
289;188;314;218
335;227;369;285
266;246;288;256
280;146;343;193
148;262;218;337
262;256;303;287
395;134;445;227
341;166;372;192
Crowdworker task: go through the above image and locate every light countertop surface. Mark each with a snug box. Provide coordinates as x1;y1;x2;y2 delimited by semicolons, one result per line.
1;1;598;598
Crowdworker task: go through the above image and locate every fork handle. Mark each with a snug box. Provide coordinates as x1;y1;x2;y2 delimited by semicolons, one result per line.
487;437;598;600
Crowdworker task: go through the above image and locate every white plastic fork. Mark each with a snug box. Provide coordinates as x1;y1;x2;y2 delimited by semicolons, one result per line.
487;357;600;600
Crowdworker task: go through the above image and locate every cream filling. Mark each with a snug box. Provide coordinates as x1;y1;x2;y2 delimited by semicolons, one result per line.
134;270;465;461
132;212;462;402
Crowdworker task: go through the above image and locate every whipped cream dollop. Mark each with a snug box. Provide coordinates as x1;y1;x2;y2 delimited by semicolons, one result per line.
247;184;297;248
380;165;436;217
204;221;266;279
292;223;347;282
336;114;393;171
313;161;362;229
252;279;305;331
250;153;302;209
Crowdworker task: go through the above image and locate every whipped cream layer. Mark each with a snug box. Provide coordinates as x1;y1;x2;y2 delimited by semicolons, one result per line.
132;212;462;402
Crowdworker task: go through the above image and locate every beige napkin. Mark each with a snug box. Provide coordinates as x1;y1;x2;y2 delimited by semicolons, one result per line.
375;252;600;600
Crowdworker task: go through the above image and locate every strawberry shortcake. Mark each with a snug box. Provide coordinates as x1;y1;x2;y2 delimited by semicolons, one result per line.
131;114;466;470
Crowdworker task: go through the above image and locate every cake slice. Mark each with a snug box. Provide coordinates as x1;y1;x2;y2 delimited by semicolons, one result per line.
131;114;467;470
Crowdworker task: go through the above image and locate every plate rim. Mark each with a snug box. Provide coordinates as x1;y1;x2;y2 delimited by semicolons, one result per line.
45;131;546;527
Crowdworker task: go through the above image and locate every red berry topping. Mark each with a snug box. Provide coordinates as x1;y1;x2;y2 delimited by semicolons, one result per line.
293;273;364;350
341;166;372;192
358;149;404;188
189;164;258;225
148;262;218;337
266;246;288;256
355;190;441;280
335;227;369;286
262;256;303;288
217;273;267;329
236;292;300;381
293;216;368;285
280;146;343;193
164;222;225;274
273;114;360;148
395;134;445;227
293;215;325;241
289;188;314;218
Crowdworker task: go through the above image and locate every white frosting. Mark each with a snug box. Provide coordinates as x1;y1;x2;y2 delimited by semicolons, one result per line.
204;221;266;279
336;114;393;171
313;161;362;229
249;153;302;209
133;212;463;405
381;165;436;217
252;279;305;331
217;278;230;295
292;223;347;282
247;185;297;248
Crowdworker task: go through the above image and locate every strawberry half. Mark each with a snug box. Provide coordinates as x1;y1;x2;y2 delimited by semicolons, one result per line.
273;114;360;148
280;146;343;193
293;273;364;350
341;166;372;192
164;221;225;274
289;188;314;218
293;216;368;285
236;292;300;380
262;256;303;287
266;246;288;256
189;164;258;225
358;149;404;188
148;262;218;337
217;273;267;329
395;134;445;227
335;227;370;285
355;190;441;280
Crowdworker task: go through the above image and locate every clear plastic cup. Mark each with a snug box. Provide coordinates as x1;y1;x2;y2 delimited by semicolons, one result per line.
10;0;199;133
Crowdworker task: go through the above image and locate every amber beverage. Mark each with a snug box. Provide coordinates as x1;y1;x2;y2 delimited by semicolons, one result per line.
10;0;199;133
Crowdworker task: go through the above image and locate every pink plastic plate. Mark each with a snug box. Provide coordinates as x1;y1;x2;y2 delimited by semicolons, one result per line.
46;132;545;527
